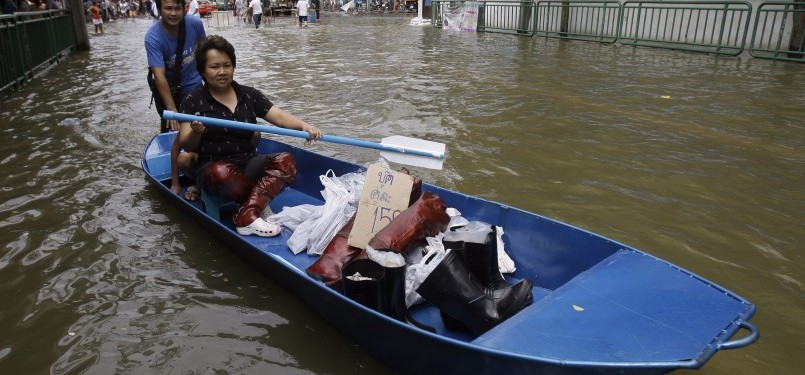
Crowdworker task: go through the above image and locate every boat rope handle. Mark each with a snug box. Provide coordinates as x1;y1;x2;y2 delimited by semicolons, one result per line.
718;321;759;350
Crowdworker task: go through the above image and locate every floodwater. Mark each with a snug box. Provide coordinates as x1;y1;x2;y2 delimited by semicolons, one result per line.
0;12;803;375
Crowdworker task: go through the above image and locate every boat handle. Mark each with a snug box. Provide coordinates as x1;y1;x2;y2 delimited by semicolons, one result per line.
718;321;759;350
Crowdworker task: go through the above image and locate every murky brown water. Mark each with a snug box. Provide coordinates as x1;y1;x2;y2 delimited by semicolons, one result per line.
0;12;802;375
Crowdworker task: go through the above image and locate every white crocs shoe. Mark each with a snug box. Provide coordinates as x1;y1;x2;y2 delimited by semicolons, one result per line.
236;217;282;237
260;206;273;222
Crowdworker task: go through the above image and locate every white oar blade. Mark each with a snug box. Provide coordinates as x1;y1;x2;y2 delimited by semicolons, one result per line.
380;135;446;170
380;151;445;170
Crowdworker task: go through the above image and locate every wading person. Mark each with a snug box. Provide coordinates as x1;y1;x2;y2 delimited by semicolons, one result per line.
296;0;309;27
89;1;103;34
311;0;320;22
145;0;207;198
247;0;262;29
177;35;323;237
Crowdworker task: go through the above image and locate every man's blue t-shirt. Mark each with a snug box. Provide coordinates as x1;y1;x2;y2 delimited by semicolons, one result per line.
145;16;206;96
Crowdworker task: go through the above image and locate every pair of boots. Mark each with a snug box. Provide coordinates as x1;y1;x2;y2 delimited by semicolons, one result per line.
416;230;533;335
342;256;407;321
201;153;297;237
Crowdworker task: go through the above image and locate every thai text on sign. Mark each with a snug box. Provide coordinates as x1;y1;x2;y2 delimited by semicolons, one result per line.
348;164;414;249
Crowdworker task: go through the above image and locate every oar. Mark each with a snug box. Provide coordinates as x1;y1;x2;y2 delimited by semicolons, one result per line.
162;111;446;170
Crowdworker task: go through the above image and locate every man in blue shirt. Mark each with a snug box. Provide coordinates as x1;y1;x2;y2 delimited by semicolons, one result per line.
145;0;206;132
145;0;207;197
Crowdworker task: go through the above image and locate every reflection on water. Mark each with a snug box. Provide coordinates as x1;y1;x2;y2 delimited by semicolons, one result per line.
0;13;802;375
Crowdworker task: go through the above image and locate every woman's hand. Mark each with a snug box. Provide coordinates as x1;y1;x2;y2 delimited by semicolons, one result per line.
190;120;206;134
303;124;323;144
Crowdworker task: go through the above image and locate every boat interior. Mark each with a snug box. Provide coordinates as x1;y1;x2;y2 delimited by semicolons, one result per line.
144;133;756;364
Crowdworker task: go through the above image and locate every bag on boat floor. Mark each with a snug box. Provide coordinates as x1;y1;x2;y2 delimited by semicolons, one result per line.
404;237;448;308
284;170;363;255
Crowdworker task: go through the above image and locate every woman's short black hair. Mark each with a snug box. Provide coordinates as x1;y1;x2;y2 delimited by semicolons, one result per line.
195;35;237;77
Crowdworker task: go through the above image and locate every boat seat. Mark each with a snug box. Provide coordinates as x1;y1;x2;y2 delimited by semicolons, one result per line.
470;249;753;364
199;189;225;220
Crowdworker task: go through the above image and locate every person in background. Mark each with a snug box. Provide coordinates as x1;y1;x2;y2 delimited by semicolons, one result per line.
127;0;137;19
310;0;320;22
89;1;103;33
234;0;242;19
246;0;261;29
144;0;156;18
29;0;44;18
296;0;308;27
187;0;198;17
45;0;62;13
178;35;323;237
15;0;30;20
145;0;207;197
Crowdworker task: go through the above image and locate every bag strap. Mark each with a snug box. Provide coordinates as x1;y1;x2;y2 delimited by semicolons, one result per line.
147;17;187;109
171;17;187;91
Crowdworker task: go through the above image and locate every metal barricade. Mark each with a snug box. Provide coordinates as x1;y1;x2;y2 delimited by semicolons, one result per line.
618;1;752;56
478;1;536;36
535;1;621;42
0;11;76;98
749;1;805;61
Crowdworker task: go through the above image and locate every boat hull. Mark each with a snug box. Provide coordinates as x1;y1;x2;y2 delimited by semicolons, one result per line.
142;133;757;375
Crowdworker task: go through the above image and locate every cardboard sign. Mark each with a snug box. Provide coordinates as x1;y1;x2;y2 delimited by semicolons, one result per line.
348;164;415;249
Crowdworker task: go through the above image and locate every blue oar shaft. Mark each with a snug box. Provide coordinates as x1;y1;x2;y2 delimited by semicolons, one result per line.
162;111;444;159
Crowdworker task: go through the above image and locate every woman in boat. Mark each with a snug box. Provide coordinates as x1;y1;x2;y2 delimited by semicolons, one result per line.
177;35;323;237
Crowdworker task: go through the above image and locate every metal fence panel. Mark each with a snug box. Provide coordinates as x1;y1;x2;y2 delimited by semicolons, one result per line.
1;15;28;94
0;11;76;98
535;1;622;42
750;1;805;61
618;1;752;55
480;1;536;35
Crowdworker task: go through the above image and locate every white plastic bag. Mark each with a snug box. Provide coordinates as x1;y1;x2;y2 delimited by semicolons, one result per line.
269;204;320;232
286;170;353;255
404;237;448;308
495;225;516;274
366;246;406;268
281;169;365;255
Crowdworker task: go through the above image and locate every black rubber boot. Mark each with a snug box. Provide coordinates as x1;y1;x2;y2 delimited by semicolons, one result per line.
342;259;385;311
440;236;534;331
379;264;407;321
416;250;530;336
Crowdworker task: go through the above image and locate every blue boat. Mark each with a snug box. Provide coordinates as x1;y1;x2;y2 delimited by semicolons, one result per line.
142;132;758;375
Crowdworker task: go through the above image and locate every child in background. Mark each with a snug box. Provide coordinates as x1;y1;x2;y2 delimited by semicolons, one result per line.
89;1;103;34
